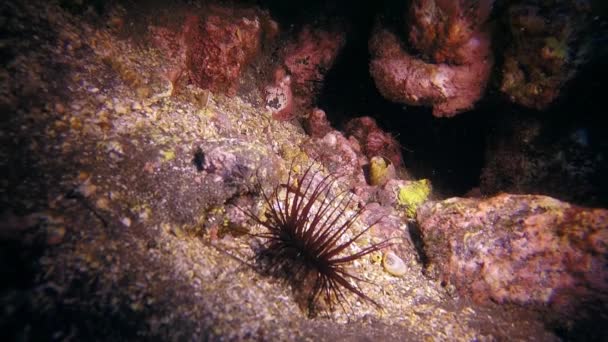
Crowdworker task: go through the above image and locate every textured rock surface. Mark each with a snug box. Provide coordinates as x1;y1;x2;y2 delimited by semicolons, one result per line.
2;0;603;340
303;108;333;138
417;194;608;319
499;1;592;109
369;0;493;117
345;116;403;167
264;67;294;120
369;28;492;117
408;0;493;65
188;7;264;95
282;26;345;111
302;131;362;181
149;5;273;96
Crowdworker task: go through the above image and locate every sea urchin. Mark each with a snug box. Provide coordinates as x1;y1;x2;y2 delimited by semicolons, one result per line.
245;163;391;313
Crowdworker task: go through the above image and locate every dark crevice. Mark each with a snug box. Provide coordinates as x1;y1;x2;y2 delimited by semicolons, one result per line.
316;5;488;197
406;221;429;267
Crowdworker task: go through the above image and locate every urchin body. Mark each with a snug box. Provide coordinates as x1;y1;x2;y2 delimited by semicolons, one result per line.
245;164;390;313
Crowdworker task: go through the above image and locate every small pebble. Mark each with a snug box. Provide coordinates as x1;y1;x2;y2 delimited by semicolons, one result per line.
136;86;151;98
114;100;129;115
78;179;97;197
121;217;131;227
322;132;337;146
54;102;65;114
138;208;150;222
96;197;110;210
383;251;407;277
46;226;66;245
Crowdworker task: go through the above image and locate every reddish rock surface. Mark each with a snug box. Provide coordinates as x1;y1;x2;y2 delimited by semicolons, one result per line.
263;25;345;120
280;26;345;114
417;194;608;319
149;6;274;95
302;131;362;181
345;116;403;167
304;108;333;138
148;16;194;87
188;8;264;95
408;0;493;65
499;1;592;110
369;0;493;117
265;67;294;120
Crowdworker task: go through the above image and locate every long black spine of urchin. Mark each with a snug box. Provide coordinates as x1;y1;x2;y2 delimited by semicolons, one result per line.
244;163;391;311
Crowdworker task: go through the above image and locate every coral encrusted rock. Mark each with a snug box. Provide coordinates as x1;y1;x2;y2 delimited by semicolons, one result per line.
408;0;493;65
345;116;403;167
265;67;294;120
280;25;345;115
304;108;333;138
149;5;275;95
369;0;493;117
187;7;264;95
417;194;607;320
499;1;593;110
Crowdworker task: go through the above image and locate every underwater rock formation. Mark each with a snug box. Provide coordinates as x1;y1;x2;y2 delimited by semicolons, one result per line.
265;67;294;120
499;1;592;110
187;7;265;95
369;0;493;117
345;116;403;167
148;16;193;88
417;194;608;320
281;26;345;111
480;115;605;207
149;5;274;95
408;0;493;65
302;131;362;181
261;24;344;120
4;0;607;339
303;108;333;138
